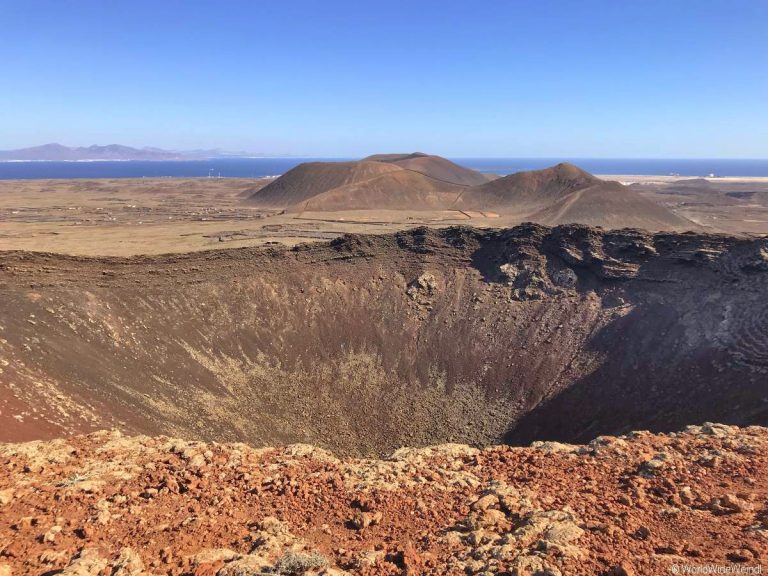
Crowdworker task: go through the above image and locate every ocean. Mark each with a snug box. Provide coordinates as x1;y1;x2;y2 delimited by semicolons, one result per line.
1;157;767;180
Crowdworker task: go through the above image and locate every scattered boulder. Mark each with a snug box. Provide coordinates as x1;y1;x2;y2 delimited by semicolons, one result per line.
39;550;68;566
551;267;578;288
59;548;107;576
509;554;562;576
42;525;62;543
189;549;240;567
606;563;637;576
217;555;272;576
0;489;14;506
216;555;271;576
350;510;382;530
111;548;144;576
406;272;439;305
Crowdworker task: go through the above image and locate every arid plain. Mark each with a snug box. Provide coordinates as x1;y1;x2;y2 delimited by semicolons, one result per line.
0;175;502;256
1;167;767;257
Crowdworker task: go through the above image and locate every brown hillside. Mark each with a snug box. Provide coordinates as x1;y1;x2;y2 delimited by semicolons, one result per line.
529;181;698;230
455;162;601;211
248;160;694;230
248;158;466;211
300;169;465;211
247;160;403;209
363;152;429;162
364;152;492;186
456;163;698;231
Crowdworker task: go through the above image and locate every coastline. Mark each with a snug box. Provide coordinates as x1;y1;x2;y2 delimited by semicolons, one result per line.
597;174;768;184
1;172;767;183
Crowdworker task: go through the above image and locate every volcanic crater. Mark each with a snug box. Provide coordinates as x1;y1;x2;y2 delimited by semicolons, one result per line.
1;224;766;455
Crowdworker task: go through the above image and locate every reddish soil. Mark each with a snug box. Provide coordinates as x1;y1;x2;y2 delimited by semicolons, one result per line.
0;424;766;575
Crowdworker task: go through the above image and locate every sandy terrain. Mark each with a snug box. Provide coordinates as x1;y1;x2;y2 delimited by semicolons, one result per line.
0;177;511;256
598;175;768;185
623;177;768;236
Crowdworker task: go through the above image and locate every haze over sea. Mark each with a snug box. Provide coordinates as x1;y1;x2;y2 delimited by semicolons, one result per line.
1;158;767;180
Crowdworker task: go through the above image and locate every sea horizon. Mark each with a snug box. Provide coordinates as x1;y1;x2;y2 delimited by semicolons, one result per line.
2;157;768;179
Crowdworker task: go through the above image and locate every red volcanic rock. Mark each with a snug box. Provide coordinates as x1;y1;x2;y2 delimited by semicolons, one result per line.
0;426;767;574
607;564;637;576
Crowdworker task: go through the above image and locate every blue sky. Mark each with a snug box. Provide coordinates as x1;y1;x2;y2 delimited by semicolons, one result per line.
1;1;766;157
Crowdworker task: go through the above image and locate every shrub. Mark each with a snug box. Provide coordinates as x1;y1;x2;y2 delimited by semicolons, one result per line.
274;550;328;575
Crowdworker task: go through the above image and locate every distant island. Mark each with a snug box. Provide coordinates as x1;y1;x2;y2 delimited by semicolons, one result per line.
0;143;284;161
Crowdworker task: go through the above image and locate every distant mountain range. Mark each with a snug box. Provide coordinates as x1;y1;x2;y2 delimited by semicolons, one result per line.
0;143;280;161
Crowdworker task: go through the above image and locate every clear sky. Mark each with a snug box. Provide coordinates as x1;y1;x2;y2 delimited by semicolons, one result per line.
1;0;766;157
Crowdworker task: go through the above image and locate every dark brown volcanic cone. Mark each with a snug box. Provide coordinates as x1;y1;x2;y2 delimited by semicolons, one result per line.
249;159;695;231
466;162;600;208
363;152;493;186
247;155;480;211
248;159;465;211
247;160;403;209
527;180;699;230
1;225;766;455
297;169;465;211
362;152;430;162
456;163;698;230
